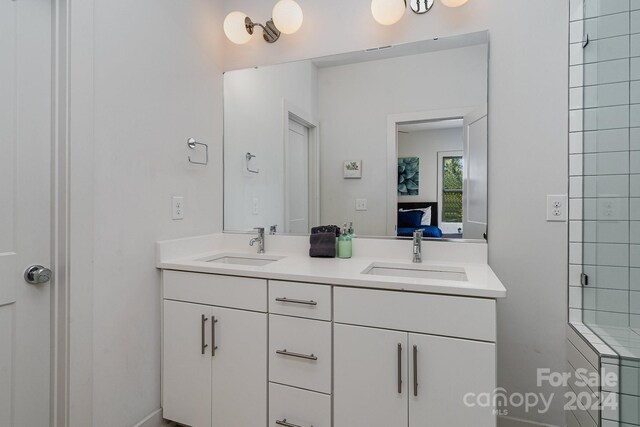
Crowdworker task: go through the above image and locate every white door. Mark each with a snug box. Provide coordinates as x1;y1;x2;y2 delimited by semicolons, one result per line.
462;107;488;240
0;0;52;426
334;324;408;427
408;333;496;427
211;307;267;427
285;119;310;233
162;300;213;427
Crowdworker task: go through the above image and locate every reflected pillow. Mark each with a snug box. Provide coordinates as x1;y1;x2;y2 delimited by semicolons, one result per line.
399;207;432;226
398;210;424;228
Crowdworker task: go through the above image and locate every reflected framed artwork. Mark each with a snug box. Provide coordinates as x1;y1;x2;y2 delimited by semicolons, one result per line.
343;160;362;179
398;157;419;196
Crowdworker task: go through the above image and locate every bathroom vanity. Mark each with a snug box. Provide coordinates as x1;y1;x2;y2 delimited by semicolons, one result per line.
157;233;506;427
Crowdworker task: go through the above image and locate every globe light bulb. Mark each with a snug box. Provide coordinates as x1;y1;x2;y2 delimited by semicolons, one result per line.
272;0;304;35
440;0;469;8
224;11;252;45
371;0;406;26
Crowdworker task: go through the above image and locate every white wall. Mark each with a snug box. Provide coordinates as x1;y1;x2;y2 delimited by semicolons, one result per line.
317;46;486;235
224;61;317;231
68;0;224;425
397;127;463;207
221;1;569;425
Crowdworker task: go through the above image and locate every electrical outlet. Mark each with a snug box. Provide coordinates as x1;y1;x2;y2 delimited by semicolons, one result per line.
252;198;259;215
172;196;184;220
355;199;368;211
546;195;567;222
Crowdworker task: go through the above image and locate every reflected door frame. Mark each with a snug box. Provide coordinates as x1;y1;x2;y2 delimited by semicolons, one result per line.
386;107;480;236
282;100;320;233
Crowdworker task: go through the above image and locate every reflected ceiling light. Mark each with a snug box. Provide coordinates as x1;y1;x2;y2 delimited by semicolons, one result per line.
272;0;304;35
440;0;469;7
224;0;303;45
371;0;406;26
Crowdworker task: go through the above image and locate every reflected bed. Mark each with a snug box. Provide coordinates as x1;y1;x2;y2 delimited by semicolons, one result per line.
397;202;442;238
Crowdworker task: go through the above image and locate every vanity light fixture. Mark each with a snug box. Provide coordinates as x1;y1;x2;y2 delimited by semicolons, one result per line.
439;0;469;7
371;0;469;26
223;0;303;45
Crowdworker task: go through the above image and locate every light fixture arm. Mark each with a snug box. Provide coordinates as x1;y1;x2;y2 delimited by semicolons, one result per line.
244;16;281;43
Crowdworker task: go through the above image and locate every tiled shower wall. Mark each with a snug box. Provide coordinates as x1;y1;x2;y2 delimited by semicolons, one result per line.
569;0;640;327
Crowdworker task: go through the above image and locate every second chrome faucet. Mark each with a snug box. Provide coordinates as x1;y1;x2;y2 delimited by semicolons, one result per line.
250;227;265;254
412;229;423;263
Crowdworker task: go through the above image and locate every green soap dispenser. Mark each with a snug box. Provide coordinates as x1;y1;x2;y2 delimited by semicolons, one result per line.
338;224;352;259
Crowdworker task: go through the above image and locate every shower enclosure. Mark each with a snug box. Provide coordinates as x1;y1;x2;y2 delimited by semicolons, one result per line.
570;1;640;426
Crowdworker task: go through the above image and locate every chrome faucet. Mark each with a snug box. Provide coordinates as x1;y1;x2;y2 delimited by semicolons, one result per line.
269;225;277;235
250;227;265;254
412;229;423;263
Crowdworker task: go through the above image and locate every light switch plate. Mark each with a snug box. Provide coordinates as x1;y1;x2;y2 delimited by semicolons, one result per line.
547;194;567;222
355;199;367;211
172;196;184;220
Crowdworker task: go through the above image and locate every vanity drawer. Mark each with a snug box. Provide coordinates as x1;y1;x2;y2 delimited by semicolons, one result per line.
163;270;267;312
269;315;331;393
269;280;331;320
334;287;496;342
269;383;331;427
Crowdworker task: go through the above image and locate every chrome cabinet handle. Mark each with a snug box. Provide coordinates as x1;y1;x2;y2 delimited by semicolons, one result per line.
397;343;402;394
211;316;218;357
275;297;317;306
276;419;312;427
276;349;318;361
201;315;208;355
413;345;418;397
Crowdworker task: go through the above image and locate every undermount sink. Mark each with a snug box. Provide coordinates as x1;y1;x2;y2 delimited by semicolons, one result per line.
200;253;284;267
363;263;468;282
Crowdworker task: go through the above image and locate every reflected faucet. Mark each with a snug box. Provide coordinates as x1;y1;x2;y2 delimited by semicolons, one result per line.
412;229;423;263
270;225;277;235
250;227;265;254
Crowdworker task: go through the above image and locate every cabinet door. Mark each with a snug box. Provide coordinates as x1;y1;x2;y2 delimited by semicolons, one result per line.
211;306;267;427
409;333;496;427
162;300;212;427
334;324;408;427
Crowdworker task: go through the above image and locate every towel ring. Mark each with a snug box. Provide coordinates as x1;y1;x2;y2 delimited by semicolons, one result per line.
187;138;208;166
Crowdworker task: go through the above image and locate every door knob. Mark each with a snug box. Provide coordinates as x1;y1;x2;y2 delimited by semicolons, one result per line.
24;265;52;285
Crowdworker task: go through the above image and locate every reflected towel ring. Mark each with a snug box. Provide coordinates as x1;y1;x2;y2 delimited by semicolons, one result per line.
246;152;259;174
187;138;208;165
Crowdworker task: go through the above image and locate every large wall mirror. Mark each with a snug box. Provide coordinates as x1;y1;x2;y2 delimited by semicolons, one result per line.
224;30;489;241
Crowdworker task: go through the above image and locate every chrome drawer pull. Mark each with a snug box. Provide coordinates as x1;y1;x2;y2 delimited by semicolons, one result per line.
201;315;208;355
413;345;418;397
276;418;313;427
397;343;402;394
211;316;218;357
275;297;318;306
276;349;318;361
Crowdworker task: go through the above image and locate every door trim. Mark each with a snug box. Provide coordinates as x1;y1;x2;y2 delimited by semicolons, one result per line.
386;107;477;236
51;0;73;425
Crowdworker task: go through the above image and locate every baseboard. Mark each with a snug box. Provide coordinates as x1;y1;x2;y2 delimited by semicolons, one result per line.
498;415;563;427
133;409;175;427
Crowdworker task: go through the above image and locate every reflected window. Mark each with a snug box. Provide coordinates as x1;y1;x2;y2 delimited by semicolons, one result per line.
442;156;463;223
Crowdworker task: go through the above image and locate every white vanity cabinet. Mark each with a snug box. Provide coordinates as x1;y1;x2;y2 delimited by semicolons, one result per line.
160;268;499;427
333;287;497;427
162;271;268;427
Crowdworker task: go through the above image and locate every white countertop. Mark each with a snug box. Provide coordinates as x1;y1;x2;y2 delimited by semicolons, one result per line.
157;234;507;299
